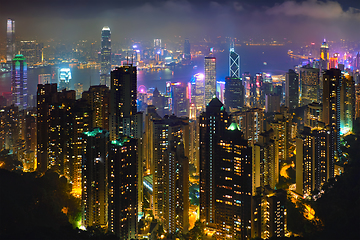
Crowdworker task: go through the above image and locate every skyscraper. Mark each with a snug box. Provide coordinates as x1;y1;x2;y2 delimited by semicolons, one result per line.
320;40;329;72
171;82;188;117
184;38;191;60
340;74;355;135
190;73;205;115
100;26;111;86
110;66;137;140
108;136;138;239
82;128;109;229
224;76;244;111
6;19;15;62
229;41;240;78
11;54;27;110
199;99;252;238
205;57;216;105
285;69;299;109
299;66;319;106
20;40;37;66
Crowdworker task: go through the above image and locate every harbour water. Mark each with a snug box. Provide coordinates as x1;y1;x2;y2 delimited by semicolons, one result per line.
0;45;300;97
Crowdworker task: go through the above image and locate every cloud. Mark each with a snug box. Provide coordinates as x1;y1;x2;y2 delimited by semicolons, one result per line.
266;0;360;20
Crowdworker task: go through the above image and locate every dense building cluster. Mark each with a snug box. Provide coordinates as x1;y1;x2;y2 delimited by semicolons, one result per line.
1;19;358;240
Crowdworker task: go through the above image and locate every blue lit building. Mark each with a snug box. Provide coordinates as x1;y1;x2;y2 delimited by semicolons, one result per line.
11;54;27;110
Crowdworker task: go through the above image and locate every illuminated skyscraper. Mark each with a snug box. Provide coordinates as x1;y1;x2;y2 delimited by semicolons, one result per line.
11;54;27;110
340;74;355;135
100;26;111;86
82;85;110;130
285;69;299;109
199;99;252;238
229;41;240;78
320;40;329;72
205;57;216;104
171;82;189;117
110;66;137;140
224;77;244;111
108;136;139;239
190;73;205;115
296;127;332;196
299;66;319;106
82;128;109;229
20;40;37;66
58;68;71;90
6;19;15;62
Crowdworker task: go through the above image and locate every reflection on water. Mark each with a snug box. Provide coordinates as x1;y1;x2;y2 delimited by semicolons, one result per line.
0;45;299;96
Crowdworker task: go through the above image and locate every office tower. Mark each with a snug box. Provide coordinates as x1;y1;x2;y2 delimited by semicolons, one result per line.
38;74;51;84
322;69;341;160
11;54;27;110
216;81;225;103
340;74;355;135
252;130;279;193
82;85;110;130
305;102;322;128
6;19;15;62
329;57;338;69
355;52;360;70
171;82;188;117
296;127;332;196
20;41;37;66
154;39;162;61
190;73;205;115
58;68;71;90
233;108;264;146
100;26;111;86
242;72;252;106
265;94;280;113
200;99;252;238
184;38;191;60
82;128;109;229
320;40;329;72
251;187;286;239
152;88;168;117
285;69;299;109
110;66;137;140
299;66;319;106
205;57;216;105
109;136;138;239
150;116;189;234
224;77;244;111
229;41;240;78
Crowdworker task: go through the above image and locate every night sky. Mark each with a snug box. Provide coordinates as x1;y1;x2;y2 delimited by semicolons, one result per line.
1;0;360;42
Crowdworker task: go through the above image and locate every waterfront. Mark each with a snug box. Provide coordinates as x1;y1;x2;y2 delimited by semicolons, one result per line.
0;45;299;96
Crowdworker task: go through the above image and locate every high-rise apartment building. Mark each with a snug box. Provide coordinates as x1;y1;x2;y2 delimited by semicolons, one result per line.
108;136;138;239
251;187;286;239
340;74;355;135
296;127;332;196
305;102;322;129
11;54;28;110
100;26;111;86
6;19;15;62
82;128;109;228
110;66;137;140
224;77;244;111
233;108;264;146
149;115;189;234
205;57;216;105
199;99;251;238
285;69;299;109
82;85;110;130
